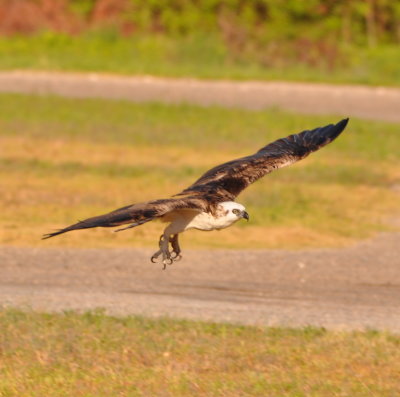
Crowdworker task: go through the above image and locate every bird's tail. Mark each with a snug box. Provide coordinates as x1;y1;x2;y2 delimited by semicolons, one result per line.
42;204;153;239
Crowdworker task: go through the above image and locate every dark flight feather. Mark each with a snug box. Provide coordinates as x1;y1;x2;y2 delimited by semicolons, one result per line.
42;197;206;239
177;118;349;199
42;118;348;239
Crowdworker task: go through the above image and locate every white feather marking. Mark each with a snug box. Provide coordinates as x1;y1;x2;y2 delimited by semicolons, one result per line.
164;202;246;235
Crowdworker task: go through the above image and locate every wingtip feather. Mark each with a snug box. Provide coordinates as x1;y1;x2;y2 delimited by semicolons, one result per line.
337;118;349;130
318;118;349;144
42;230;63;240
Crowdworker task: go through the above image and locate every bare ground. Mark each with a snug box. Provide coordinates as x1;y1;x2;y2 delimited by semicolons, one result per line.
0;70;399;122
0;232;399;331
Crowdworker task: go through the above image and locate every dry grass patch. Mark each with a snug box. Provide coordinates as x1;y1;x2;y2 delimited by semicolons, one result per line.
2;136;232;169
0;309;399;397
0;94;399;249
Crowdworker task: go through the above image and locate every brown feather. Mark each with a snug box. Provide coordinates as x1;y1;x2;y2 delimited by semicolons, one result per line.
176;118;349;200
42;197;207;239
42;119;348;239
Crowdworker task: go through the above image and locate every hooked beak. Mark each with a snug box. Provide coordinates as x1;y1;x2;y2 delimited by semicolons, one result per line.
242;211;250;221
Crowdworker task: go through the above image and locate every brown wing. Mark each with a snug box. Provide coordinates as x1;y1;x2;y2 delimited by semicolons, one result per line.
43;119;348;239
42;196;208;239
177;118;349;201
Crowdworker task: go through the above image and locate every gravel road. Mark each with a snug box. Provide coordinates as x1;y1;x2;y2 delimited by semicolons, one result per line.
1;232;399;331
0;70;399;122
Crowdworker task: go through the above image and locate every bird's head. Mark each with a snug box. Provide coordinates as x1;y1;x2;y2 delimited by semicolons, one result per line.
220;201;249;223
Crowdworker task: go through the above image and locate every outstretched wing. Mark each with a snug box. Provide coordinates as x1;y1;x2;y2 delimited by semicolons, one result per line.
43;119;348;239
42;196;208;239
177;118;349;201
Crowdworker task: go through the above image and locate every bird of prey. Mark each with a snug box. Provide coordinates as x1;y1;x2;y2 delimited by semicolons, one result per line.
43;118;349;268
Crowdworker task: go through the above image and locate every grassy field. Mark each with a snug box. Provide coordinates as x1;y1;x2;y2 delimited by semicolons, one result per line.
0;308;399;396
0;93;399;249
0;34;399;86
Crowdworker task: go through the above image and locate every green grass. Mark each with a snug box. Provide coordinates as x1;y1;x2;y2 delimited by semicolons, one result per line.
0;308;399;396
0;93;399;248
1;94;399;161
0;33;399;86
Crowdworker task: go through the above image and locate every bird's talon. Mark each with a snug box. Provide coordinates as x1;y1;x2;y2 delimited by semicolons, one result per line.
162;258;173;268
151;234;181;268
171;252;182;261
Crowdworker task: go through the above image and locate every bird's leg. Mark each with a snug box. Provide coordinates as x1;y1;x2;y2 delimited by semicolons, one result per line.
169;234;182;261
151;234;173;269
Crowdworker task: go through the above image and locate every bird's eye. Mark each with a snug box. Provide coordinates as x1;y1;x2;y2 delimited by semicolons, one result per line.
232;209;240;215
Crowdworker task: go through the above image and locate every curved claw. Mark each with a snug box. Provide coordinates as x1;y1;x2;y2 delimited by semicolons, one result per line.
151;233;183;269
164;258;173;266
171;252;182;262
162;258;173;270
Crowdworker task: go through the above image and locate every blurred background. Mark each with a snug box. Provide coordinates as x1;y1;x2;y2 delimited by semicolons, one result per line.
0;0;399;249
0;0;399;84
1;3;400;395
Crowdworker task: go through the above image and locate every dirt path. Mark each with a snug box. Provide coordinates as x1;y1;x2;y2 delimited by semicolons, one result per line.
0;70;399;122
1;232;399;331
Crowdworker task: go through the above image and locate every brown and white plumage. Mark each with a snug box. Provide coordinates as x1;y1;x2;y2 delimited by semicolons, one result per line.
43;118;349;268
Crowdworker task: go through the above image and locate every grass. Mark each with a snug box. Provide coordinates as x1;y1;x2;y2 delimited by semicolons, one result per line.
0;308;399;396
0;93;399;249
0;33;399;86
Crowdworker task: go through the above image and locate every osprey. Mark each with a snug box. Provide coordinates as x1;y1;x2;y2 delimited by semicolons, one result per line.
43;119;349;268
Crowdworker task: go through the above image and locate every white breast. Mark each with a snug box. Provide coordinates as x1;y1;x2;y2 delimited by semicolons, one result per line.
184;211;236;231
163;201;245;235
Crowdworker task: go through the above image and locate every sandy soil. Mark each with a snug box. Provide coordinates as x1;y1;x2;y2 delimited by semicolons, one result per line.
0;70;399;122
0;232;399;331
